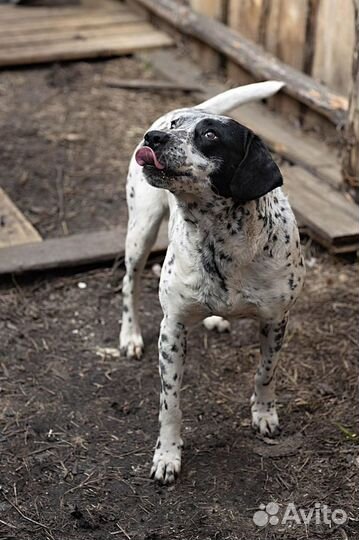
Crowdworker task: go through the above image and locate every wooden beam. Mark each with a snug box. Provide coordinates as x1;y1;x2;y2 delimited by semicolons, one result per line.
133;0;347;125
0;223;168;275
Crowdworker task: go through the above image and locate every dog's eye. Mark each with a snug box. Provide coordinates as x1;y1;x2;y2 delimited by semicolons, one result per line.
170;119;178;129
204;130;218;140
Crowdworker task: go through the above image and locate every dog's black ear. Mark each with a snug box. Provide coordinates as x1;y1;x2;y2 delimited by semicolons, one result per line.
230;133;283;203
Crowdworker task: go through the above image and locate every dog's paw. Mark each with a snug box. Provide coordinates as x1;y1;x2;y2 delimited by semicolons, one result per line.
203;316;231;333
150;441;182;484
119;331;144;360
251;398;281;437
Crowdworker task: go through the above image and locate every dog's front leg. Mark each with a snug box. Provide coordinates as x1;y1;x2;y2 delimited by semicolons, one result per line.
151;316;187;484
119;175;166;359
251;315;288;437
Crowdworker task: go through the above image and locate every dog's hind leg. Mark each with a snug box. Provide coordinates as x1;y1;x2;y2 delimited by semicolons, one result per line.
251;315;289;437
120;165;168;359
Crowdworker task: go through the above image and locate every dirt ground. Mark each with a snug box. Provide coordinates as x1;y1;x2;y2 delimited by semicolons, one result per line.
0;55;358;540
0;56;195;237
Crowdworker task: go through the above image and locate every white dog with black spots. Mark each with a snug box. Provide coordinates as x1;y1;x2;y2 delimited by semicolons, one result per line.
119;82;305;484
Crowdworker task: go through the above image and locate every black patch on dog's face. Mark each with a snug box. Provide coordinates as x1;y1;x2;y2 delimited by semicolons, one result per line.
194;118;283;203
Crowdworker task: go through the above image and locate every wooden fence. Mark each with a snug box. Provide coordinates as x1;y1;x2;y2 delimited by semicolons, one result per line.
190;0;356;122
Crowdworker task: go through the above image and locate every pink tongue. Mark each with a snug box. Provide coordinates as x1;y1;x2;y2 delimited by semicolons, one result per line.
135;146;165;170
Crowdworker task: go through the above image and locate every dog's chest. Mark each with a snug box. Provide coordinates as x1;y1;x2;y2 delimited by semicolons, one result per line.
162;194;303;320
166;212;259;315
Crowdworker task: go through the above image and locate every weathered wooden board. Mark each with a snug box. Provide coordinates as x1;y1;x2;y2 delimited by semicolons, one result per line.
0;223;168;275
0;13;145;36
0;3;172;68
191;0;224;20
190;0;225;72
265;0;309;118
312;0;355;96
227;0;265;88
228;0;264;42
0;30;173;67
0;5;127;21
0;22;157;48
264;0;308;68
0;188;42;249
283;165;359;250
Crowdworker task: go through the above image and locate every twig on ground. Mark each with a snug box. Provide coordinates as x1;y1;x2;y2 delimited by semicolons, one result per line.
110;523;132;538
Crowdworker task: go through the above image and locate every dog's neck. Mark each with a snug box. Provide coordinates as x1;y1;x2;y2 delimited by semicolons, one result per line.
174;191;270;237
170;191;274;267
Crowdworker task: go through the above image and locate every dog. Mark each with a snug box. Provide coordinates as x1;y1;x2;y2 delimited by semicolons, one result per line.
119;82;305;484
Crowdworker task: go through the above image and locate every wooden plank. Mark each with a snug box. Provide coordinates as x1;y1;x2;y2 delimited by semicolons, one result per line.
191;0;224;20
0;4;128;21
311;0;355;96
190;0;225;72
0;12;145;35
264;0;309;119
0;222;168;275
0;31;173;67
0;22;157;48
143;49;342;189
228;0;264;42
0;188;42;248
134;0;348;125
265;0;308;67
227;0;264;88
283;165;359;246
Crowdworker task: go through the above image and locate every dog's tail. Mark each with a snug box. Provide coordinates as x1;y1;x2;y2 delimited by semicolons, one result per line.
194;81;284;114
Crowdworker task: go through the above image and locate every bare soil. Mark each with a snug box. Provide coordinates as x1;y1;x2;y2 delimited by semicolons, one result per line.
0;55;358;540
0;57;195;237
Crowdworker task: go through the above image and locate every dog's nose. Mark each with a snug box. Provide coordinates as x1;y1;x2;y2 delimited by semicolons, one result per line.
144;130;169;148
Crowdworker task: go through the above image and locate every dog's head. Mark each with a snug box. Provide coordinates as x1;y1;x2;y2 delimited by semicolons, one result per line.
135;111;283;203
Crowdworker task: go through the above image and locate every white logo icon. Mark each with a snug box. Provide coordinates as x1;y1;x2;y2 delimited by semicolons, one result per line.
253;502;280;527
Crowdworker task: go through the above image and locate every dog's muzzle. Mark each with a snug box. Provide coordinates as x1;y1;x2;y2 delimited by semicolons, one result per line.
135;130;169;170
135;146;165;169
